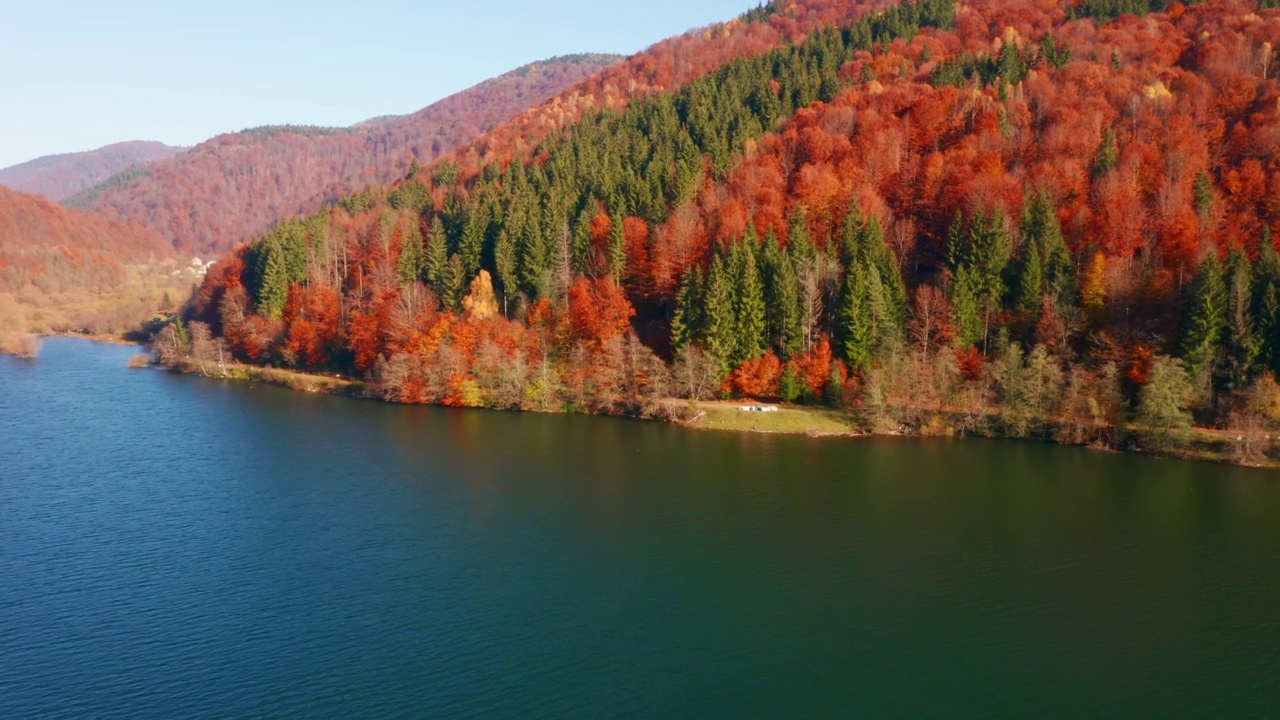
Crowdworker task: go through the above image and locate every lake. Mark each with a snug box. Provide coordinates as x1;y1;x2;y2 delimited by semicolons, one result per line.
2;337;1278;717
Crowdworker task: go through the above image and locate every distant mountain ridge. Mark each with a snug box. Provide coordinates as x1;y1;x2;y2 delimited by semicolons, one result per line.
0;141;186;201
67;54;624;256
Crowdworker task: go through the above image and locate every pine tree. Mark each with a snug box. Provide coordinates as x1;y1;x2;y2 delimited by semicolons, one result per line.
1180;253;1228;384
608;211;627;282
946;210;1011;351
424;220;449;290
1014;238;1044;317
1221;248;1258;393
517;207;550;300
493;229;518;316
863;217;908;335
733;239;768;364
671;265;705;352
760;232;804;359
776;252;805;359
788;207;814;261
572;204;594;276
839;260;873;371
459;207;487;280
1194;170;1214;224
441;253;466;312
950;265;984;348
246;226;307;318
1254;233;1280;376
395;220;426;285
1093;128;1118;179
703;252;737;371
1022;191;1074;305
778;365;801;403
837;208;907;367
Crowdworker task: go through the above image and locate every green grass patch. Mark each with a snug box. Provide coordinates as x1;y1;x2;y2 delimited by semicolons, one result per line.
692;402;859;435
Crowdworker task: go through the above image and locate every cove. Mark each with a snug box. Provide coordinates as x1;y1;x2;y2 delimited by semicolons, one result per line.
2;337;1278;717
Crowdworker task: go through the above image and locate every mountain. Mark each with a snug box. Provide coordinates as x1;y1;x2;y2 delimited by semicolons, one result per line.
0;141;185;201
182;0;1280;457
67;54;623;256
0;183;179;349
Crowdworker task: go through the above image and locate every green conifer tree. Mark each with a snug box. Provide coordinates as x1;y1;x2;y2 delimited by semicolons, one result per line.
1254;233;1280;376
459;207;487;280
395;220;426;285
1014;238;1044;317
733;239;769;364
441;253;466;312
1022;191;1074;305
608;212;628;282
493;229;518;316
1180;253;1229;385
1093;128;1118;179
424;220;449;290
671;266;706;352
1194;170;1214;224
1221;248;1258;393
703;253;737;371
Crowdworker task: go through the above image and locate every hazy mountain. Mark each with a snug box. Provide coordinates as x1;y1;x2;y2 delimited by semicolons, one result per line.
0;141;185;201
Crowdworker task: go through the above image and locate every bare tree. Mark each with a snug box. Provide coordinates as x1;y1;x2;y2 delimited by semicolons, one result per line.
673;344;723;401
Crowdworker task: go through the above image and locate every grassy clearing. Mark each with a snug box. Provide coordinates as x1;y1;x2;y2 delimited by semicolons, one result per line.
677;400;860;435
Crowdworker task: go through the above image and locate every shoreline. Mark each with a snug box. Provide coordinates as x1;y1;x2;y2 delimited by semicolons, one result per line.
1;332;145;358
48;332;145;347
155;356;1278;470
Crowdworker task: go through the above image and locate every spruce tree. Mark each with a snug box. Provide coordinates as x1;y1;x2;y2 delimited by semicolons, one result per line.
1093;128;1118;179
776;252;805;359
671;266;705;352
951;266;984;348
946;210;1011;351
424;220;449;290
517;208;550;300
839;259;873;371
608;211;628;282
1180;253;1228;384
1022;191;1074;305
1254;233;1280;376
1221;248;1258;393
760;231;805;359
1194;170;1214;224
396;221;426;286
571;205;594;276
863;217;908;334
441;253;466;312
459;207;487;280
703;253;737;371
1014;238;1044;317
733;239;769;364
788;207;814;262
493;229;518;315
837;208;907;368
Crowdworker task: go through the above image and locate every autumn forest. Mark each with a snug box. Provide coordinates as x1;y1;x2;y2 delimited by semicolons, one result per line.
18;0;1280;463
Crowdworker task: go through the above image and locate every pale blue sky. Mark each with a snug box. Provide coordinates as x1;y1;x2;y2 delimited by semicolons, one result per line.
0;0;754;167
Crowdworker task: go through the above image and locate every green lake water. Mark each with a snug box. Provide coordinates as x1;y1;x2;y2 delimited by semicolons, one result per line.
2;337;1278;716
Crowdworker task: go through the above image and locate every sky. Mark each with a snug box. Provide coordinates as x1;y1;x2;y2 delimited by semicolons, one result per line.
0;0;755;168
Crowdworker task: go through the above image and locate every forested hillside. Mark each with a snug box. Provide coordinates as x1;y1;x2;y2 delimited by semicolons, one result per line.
68;55;622;256
0;141;185;201
0;184;180;352
180;0;1280;460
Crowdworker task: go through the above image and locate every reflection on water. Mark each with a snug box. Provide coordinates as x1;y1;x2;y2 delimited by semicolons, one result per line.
1;338;1278;717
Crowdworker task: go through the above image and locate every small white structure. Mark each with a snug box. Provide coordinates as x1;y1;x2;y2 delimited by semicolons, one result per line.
738;404;779;412
182;257;217;277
